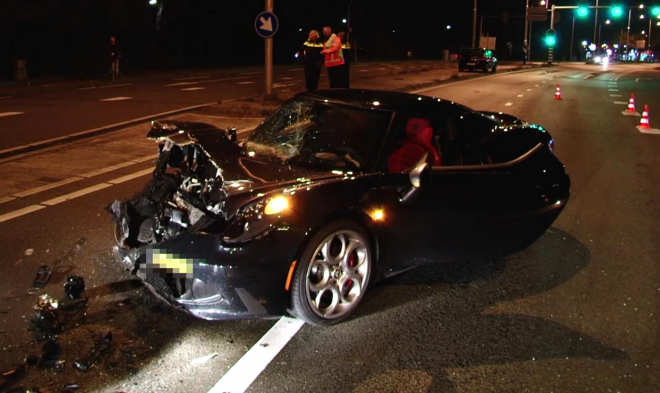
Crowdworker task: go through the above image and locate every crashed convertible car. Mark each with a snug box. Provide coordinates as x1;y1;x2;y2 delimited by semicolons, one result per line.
108;89;570;326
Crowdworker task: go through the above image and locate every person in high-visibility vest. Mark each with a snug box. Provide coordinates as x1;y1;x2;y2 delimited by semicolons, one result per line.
337;31;350;88
300;30;324;91
321;26;345;88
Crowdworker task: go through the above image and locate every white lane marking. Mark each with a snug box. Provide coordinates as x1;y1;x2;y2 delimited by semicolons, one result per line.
273;82;298;88
13;177;83;198
181;87;206;91
0;205;46;224
80;157;155;178
287;68;304;71
505;102;513;107
174;75;211;81
610;94;622;97
534;84;539;87
240;72;264;75
100;97;132;101
165;77;249;87
41;183;113;206
410;68;545;94
582;74;594;79
100;83;132;88
377;68;387;70
0;112;24;118
608;89;619;92
107;168;154;185
237;81;255;85
0;196;16;205
280;77;294;80
622;110;641;116
636;78;651;82
517;94;524;97
613;101;628;105
359;69;370;72
78;86;97;90
527;89;532;91
208;316;305;393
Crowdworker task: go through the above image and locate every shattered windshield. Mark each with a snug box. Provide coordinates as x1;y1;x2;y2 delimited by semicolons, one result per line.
246;99;393;171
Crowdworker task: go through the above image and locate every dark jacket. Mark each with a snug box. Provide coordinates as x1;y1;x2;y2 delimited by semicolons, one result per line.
301;40;323;67
110;44;121;61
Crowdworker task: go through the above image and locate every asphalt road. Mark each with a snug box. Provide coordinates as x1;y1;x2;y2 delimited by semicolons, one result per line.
0;61;456;153
1;62;659;393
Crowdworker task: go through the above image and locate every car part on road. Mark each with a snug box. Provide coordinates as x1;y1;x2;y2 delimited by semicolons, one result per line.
74;332;113;372
32;294;61;340
63;276;86;299
28;265;52;295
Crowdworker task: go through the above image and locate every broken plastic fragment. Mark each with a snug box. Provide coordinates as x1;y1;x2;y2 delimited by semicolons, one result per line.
25;249;34;256
33;294;62;340
191;353;218;365
63;276;86;299
28;265;53;294
74;332;112;372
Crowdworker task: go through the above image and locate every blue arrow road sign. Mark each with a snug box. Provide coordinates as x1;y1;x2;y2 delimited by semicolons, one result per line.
255;11;278;38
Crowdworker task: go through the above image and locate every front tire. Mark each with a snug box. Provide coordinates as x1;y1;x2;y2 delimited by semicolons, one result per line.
290;220;373;326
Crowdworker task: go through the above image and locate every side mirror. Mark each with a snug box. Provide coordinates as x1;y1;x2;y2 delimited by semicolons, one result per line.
401;153;429;204
226;127;237;142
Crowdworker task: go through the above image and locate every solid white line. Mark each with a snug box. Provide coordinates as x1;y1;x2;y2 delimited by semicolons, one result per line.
287;68;304;71
100;97;132;101
517;94;524;97
534;84;539;87
240;72;264;75
174;75;211;81
0;112;23;118
41;183;113;206
0;205;46;224
638;127;660;134
527;89;532;91
0;196;16;205
13;177;83;198
107;168;154;185
505;102;513;106
100;83;132;88
411;67;543;94
134;154;159;163
181;87;206;91
208;316;305;393
78;86;97;90
165;77;249;87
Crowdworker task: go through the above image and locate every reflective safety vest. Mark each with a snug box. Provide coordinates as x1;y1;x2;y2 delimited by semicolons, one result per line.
323;34;344;67
341;42;351;50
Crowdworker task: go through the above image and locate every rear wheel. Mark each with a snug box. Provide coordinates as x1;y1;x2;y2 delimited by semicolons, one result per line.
491;64;497;73
290;220;373;326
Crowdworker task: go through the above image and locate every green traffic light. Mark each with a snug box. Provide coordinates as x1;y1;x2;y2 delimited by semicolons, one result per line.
545;36;556;46
577;6;589;17
651;6;660;16
610;6;623;17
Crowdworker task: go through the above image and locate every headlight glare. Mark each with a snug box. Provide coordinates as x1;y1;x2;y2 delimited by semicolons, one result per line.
264;196;289;215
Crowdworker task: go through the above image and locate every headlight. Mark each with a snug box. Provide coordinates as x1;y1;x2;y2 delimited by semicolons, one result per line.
223;195;290;243
594;56;601;63
602;57;609;64
264;196;289;215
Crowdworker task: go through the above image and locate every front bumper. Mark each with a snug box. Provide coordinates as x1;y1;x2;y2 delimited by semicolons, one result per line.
114;229;306;320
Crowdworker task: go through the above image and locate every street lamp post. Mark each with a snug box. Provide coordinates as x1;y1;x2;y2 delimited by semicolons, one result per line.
523;0;530;64
627;8;632;59
593;0;599;43
570;15;576;61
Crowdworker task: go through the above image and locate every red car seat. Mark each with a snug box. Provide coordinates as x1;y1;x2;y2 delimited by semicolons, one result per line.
388;118;441;173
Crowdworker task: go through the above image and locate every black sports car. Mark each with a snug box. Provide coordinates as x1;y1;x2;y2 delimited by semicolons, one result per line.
108;89;570;326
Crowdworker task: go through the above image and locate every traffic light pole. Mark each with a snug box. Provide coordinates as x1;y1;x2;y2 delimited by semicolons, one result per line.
523;0;529;64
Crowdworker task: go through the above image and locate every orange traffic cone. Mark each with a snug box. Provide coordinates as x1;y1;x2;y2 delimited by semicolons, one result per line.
638;105;651;130
626;94;636;113
554;84;562;100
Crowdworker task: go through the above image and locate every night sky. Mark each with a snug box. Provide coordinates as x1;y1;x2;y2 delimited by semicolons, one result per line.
0;0;655;79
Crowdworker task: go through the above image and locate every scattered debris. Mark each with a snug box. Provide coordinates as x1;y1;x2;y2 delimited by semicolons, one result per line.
65;383;81;390
25;249;34;256
259;343;270;348
32;294;61;340
38;338;64;371
191;353;217;365
63;276;86;299
74;332;112;372
0;356;37;392
28;265;52;295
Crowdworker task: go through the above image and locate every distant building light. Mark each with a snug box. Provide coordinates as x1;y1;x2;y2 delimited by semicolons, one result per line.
149;0;157;4
446;25;451;29
342;18;347;23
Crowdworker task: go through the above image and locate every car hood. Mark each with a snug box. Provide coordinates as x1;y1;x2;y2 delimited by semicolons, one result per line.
147;120;342;199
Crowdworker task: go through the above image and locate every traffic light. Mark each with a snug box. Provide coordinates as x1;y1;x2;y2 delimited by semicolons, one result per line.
651;6;660;16
610;5;623;17
545;29;557;47
577;4;589;17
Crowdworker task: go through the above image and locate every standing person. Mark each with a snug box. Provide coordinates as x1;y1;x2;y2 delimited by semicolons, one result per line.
300;30;324;91
321;26;345;88
337;31;351;88
109;36;121;81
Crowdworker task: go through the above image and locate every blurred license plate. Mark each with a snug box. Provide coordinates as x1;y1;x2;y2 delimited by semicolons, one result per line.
467;62;475;65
